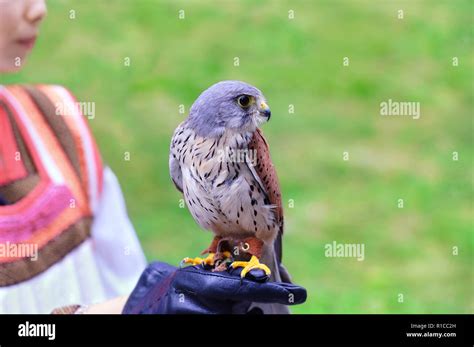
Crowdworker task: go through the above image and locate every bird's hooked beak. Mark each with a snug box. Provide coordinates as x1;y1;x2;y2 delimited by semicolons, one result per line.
258;101;271;121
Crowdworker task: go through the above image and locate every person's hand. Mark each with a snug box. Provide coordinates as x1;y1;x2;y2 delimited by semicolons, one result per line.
122;261;307;314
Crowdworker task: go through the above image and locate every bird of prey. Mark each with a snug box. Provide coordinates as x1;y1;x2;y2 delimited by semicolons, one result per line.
169;81;290;283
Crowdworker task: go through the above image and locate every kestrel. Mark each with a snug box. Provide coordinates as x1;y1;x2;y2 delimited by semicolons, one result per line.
169;81;290;283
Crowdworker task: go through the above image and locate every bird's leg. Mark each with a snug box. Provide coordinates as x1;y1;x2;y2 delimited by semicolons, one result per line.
211;238;234;271
230;237;271;278
182;236;223;267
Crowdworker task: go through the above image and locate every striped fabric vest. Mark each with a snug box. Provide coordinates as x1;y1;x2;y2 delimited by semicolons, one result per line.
0;85;103;287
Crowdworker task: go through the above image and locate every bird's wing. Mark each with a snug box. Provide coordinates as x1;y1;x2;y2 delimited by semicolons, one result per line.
169;128;184;193
246;128;284;263
169;154;183;193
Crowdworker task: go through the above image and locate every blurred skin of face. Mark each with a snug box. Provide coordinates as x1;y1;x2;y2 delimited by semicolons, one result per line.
0;0;47;73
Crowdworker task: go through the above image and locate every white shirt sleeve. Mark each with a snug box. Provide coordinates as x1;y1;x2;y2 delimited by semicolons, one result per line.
90;166;147;298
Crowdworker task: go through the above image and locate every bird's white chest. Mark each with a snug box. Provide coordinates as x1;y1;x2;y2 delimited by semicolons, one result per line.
171;126;277;242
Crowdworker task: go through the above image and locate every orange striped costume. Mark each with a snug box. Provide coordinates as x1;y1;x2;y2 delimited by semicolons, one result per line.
0;85;145;312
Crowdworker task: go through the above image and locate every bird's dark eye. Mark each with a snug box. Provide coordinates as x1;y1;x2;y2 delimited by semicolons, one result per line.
237;95;252;108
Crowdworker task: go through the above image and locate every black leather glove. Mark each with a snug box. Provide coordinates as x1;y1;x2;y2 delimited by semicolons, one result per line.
122;261;307;314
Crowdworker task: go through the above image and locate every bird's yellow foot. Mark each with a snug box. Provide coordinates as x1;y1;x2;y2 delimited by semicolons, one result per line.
182;252;216;266
231;255;271;278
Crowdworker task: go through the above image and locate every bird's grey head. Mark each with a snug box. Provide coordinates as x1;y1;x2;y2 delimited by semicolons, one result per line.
186;80;271;138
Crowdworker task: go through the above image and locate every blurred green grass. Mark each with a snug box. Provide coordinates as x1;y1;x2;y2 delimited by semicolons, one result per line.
2;0;472;313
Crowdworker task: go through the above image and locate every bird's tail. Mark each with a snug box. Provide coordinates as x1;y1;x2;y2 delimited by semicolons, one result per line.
262;242;292;284
248;243;292;314
271;231;292;284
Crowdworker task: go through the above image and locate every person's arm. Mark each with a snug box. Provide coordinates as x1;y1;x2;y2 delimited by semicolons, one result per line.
82;296;129;314
51;296;129;314
52;262;307;314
